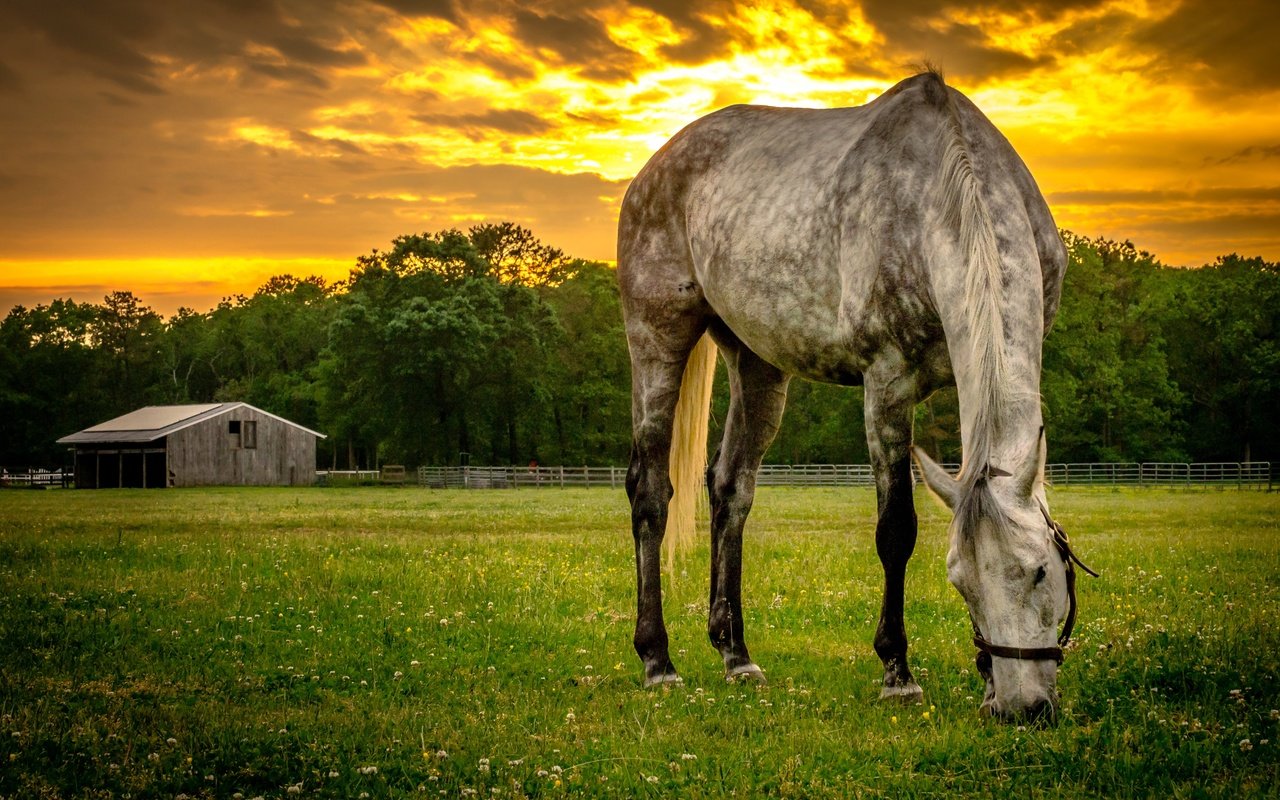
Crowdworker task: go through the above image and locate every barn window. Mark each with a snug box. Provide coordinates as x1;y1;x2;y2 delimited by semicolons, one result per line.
228;419;241;448
243;420;258;449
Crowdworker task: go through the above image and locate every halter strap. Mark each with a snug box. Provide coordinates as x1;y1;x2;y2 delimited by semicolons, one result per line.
973;635;1063;665
971;501;1097;665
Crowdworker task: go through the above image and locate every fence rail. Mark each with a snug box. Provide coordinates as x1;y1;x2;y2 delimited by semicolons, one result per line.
417;465;627;489
411;462;1271;490
1;469;71;488
1045;461;1271;486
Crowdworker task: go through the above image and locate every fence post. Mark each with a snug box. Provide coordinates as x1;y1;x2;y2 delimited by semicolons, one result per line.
584;466;590;488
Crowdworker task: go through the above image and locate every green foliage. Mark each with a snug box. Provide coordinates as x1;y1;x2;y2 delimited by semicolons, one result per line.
1161;255;1280;461
0;299;112;465
540;261;632;466
319;227;562;466
1042;235;1188;462
1;487;1278;797
2;224;1277;469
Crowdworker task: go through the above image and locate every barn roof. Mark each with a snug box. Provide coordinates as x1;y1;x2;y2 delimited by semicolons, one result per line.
57;402;325;444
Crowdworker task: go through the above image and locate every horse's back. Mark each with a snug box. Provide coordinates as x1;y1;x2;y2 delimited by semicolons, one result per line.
618;73;1064;380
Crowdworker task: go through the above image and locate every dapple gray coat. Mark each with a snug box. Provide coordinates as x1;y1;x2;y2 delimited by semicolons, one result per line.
618;71;1072;720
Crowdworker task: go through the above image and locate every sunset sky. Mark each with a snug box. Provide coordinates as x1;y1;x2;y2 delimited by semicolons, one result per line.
1;0;1277;315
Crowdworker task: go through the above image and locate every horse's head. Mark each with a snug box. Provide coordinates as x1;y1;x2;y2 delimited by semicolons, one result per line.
913;438;1088;724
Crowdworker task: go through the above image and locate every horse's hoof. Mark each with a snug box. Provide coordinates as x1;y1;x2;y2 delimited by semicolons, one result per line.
878;682;924;704
643;671;683;688
726;663;766;684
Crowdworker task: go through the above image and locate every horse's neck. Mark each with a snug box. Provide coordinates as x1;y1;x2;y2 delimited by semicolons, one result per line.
953;359;1042;480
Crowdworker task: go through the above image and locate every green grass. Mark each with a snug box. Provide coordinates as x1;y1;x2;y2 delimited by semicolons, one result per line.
1;486;1278;798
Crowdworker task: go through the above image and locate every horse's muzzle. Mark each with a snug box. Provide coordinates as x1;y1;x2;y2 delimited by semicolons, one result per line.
981;695;1059;726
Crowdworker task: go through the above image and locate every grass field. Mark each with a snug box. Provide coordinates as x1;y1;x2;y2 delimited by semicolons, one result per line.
1;486;1278;798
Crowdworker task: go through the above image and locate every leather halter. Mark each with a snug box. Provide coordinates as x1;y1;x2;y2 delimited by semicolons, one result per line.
972;500;1098;668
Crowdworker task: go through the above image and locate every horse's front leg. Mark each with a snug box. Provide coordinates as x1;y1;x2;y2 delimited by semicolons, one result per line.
864;366;924;703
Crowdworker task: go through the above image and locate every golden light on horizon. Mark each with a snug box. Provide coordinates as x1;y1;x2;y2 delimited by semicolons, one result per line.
1;0;1278;315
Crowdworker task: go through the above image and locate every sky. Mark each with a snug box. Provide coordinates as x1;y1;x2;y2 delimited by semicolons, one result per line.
1;0;1278;316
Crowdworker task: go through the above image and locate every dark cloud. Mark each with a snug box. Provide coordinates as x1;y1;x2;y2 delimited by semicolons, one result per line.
1135;0;1280;93
1049;186;1280;205
470;50;537;82
1140;211;1280;239
854;1;1115;82
290;130;371;155
1209;145;1280;166
0;60;21;93
0;0;368;96
412;108;554;138
2;0;167;93
100;92;142;107
270;34;366;66
912;21;1052;79
245;61;331;90
510;9;638;82
1048;9;1142;55
630;0;738;65
370;0;457;23
854;0;1058;81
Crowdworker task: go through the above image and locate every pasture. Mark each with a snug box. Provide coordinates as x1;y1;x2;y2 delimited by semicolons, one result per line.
1;487;1278;798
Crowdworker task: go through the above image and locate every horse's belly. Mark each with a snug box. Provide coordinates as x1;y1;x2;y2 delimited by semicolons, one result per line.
698;255;872;385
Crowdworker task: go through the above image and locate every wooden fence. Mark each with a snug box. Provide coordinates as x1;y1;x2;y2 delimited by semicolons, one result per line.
1045;461;1272;487
0;469;72;488
417;465;626;489
4;462;1268;490
414;462;1272;490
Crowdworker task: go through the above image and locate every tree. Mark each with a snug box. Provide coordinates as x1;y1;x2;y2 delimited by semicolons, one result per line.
0;300;109;466
470;222;573;287
1162;254;1280;461
1041;234;1186;462
319;229;562;467
92;291;165;413
542;260;631;465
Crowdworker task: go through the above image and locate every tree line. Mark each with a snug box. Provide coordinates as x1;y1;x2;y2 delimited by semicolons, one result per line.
2;224;1277;471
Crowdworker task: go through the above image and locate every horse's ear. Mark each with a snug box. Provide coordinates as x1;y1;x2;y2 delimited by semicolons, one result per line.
912;446;960;510
1015;427;1047;498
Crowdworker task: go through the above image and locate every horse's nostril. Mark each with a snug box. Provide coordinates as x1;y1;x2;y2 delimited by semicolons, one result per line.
1026;698;1057;725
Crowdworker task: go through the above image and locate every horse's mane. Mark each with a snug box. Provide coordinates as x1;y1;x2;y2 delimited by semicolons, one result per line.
932;70;1007;479
929;68;1014;533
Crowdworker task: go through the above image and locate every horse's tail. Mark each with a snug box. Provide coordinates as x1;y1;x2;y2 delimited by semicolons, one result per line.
664;333;717;569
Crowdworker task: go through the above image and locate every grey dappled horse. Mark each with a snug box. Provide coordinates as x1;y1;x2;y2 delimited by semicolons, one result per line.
618;71;1078;722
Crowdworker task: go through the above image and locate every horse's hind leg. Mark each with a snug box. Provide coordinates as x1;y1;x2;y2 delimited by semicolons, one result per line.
624;304;707;687
706;330;789;682
865;360;925;703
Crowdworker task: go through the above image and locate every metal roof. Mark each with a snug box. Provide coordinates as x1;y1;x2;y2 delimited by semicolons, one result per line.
57;402;325;445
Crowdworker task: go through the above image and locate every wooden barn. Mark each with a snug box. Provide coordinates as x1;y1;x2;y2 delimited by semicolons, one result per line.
57;403;324;489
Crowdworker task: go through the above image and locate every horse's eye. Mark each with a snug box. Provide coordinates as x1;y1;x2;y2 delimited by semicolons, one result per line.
1032;565;1047;586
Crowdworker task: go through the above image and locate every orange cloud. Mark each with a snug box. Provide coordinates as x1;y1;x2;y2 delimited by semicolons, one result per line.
0;0;1278;315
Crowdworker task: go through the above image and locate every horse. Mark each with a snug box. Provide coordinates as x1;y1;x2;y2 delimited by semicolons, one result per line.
617;70;1086;722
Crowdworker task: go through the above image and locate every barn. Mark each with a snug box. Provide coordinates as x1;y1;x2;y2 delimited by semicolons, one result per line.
57;403;325;489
